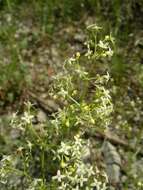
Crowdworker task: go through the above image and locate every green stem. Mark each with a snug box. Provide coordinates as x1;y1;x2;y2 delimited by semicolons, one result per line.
41;147;45;181
68;95;80;106
94;31;97;57
27;123;41;142
23;156;31;181
6;0;12;12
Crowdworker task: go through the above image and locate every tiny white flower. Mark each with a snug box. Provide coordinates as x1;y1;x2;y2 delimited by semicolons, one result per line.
21;112;34;124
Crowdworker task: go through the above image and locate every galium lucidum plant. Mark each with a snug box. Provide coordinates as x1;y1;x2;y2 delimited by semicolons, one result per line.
0;24;114;189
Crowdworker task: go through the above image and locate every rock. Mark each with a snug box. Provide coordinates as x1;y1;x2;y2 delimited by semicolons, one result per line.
102;141;121;186
106;164;121;185
130;158;143;177
74;33;85;43
37;109;47;123
46;99;60;112
102;141;121;166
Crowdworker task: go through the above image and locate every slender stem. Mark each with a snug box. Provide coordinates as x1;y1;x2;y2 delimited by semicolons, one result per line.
68;95;80;107
22;156;31;181
94;31;97;57
27;123;41;142
41;147;45;181
6;0;12;12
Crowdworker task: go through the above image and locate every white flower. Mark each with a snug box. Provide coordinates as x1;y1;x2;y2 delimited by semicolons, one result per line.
21;112;34;124
52;170;65;182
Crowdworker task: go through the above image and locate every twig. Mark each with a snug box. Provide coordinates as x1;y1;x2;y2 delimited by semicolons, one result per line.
27;91;60;114
85;130;143;156
84;129;134;152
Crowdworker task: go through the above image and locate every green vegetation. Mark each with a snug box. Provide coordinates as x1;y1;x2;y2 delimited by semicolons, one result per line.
0;1;143;189
0;25;113;189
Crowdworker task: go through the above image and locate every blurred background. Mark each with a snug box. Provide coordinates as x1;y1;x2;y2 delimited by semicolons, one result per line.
0;1;143;189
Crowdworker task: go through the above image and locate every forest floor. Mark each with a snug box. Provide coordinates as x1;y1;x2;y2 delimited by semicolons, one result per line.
1;3;143;189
